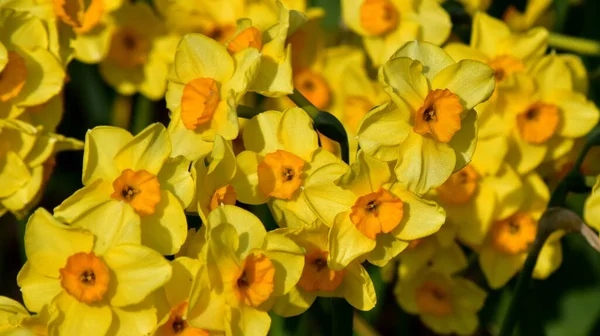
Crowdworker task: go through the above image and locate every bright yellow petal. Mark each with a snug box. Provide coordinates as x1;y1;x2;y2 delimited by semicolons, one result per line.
108;299;156;336
446;184;496;247
389;41;455;81
357;102;411;162
272;286;315;317
378;57;428;113
479;246;525;289
443;43;488;63
389;185;446;240
223;47;262;100
502;27;548;64
167;109;214;161
82;126;133;185
506;132;547;174
169;34;234;84
394;132;456;195
49;292;112;336
449;109;478;172
231;150;269;205
0;152;30;198
471;12;511;58
25;208;94;278
71;200;141;256
367;234;409;267
103;244;172;307
141;190;188;255
414;0;452;46
16;262;62;313
114;123;171;175
532;240;562;280
16;47;65;107
278;107;318;161
530;54;573;92
53;179;112;223
431;60;495;110
207;204;266;257
250;45;294;97
336;151;391;197
165;257;201;307
226;304;270;336
157;156;195;209
328;211;376;271
585;176;600;231
552;91;599;138
262;231;304;296
337;262;376;311
242;111;282;156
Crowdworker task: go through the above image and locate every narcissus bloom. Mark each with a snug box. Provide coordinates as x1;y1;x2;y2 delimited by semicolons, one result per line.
584;175;600;235
99;2;180;99
358;41;495;194
226;0;306;96
17;208;172;335
272;221;376;316
0;9;64;119
501;58;599;174
0;119;82;218
396;236;467;281
232;107;339;226
192;205;304;336
304;151;446;269
54;123;193;255
478;173;563;289
431;163;523;247
395;270;486;336
341;0;451;66
166;33;261;160
194;134;238;222
504;0;554;32
0;296;48;335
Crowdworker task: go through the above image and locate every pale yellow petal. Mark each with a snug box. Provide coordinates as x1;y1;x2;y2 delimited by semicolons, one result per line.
49;292;112;336
82;126;133;185
114;123;171;175
141;190;188;255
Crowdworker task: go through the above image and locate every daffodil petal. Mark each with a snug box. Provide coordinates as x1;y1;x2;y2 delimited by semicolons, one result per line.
389;41;455;81
82;126;133;185
49;292;112;336
479;246;525;289
328;211;376;271
169;34;234;84
449;109;478;172
243;111;282;156
207;205;266;257
357;102;411;162
278;107;318;161
394;132;457;195
167;110;214;161
532;240;562;280
471;12;511;58
432;60;495;110
17;262;62;313
553;91;600;138
337;262;376;311
141;190;188;256
272;286;315;317
232;151;269;205
227;304;270;336
108;299;156;336
378;57;428;113
337;151;391;197
25;208;94;278
0;151;30;198
165;257;201;307
114;123;171;175
367;234;409;267
446;185;496;247
53;179;113;223
157;156;194;209
389;184;446;240
104;243;172;307
443;44;488;63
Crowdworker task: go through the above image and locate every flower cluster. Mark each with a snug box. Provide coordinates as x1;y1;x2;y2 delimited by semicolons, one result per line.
1;0;600;336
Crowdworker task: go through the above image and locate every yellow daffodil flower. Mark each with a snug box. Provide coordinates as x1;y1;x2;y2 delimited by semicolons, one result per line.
0;119;81;218
0;8;65;120
501;58;599;174
358;41;495;194
397;236;468;281
584;175;600;235
318;46;388;162
232;107;339;226
272;220;376;316
341;0;451;66
99;2;180;99
226;0;306;97
166;33;261;161
188;205;304;335
431;163;524;247
456;0;491;15
17;208;172;335
478;173;563;289
153;257;215;336
155;0;243;40
194;134;238;222
303;150;446;269
504;0;554;32
395;270;486;336
53;123;194;255
0;296;48;335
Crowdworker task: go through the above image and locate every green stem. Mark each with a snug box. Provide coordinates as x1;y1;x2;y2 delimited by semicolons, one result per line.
131;94;155;134
548;33;600;56
237;104;263;119
288;89;350;164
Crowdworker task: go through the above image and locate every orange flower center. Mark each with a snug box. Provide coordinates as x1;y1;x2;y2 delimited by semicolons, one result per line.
293;69;331;110
491;212;537;255
53;0;104;34
413;89;463;143
349;187;404;240
227;26;263;54
180;77;220;130
297;250;345;292
343;96;373;134
110;169;161;216
0;51;27;102
234;253;275;307
359;0;399;36
488;55;525;82
60;252;110;303
209;184;237;210
436;165;479;205
415;280;453;317
160;301;209;336
257;150;305;200
106;27;150;68
516;102;560;144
